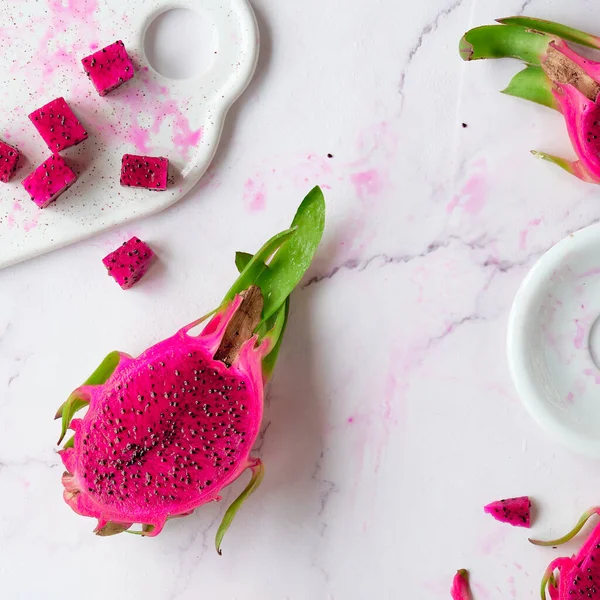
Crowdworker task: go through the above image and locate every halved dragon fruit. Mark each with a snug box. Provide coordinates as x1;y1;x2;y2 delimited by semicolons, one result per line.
120;154;168;191
0;139;19;183
29;97;88;152
484;496;531;528
451;570;473;600
530;507;600;599
22;154;77;208
82;40;134;96
460;16;600;183
102;237;155;289
55;187;325;550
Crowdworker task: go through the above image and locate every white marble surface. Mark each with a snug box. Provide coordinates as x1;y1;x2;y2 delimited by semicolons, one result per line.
4;0;600;598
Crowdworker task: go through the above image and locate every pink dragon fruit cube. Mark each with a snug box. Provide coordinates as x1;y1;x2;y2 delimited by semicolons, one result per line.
120;154;168;191
82;40;135;96
29;97;88;152
22;154;77;208
0;139;20;183
102;236;155;289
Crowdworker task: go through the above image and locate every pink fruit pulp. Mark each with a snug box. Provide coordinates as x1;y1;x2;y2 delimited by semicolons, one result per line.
60;295;269;535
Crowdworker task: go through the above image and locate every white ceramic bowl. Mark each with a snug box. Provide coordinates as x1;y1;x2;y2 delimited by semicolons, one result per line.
508;223;600;456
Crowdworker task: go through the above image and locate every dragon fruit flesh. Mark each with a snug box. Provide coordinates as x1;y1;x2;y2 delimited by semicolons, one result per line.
102;237;155;289
0;139;19;183
82;40;134;96
451;570;473;600
460;16;600;184
120;154;168;191
55;187;325;550
22;154;77;208
484;496;531;528
531;507;600;599
29;97;88;152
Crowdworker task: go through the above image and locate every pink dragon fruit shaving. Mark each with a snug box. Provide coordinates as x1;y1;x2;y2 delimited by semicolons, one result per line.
484;496;531;528
451;569;473;600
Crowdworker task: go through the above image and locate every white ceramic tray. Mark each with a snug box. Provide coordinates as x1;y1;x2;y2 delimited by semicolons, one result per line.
508;223;600;456
0;0;259;269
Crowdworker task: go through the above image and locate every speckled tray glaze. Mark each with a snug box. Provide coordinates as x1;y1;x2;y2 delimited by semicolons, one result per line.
0;0;259;269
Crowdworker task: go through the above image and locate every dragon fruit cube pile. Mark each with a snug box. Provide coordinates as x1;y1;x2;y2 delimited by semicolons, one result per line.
22;154;77;208
102;236;155;289
82;40;134;96
28;97;88;152
0;139;20;183
120;154;169;190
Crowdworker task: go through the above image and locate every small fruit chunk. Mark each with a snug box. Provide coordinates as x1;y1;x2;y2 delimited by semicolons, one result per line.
0;139;20;183
82;40;134;96
451;569;473;600
22;154;77;208
102;236;155;289
120;154;168;190
29;97;88;152
484;496;531;528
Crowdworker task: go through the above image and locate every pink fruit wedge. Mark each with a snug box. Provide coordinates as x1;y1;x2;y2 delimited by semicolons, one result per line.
55;187;325;552
0;139;19;183
82;40;134;96
451;569;473;600
484;496;531;528
102;237;155;289
460;16;600;184
29;97;88;152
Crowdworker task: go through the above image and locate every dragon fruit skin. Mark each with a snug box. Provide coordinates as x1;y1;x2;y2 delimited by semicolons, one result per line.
0;139;19;183
460;17;600;184
102;237;155;289
531;507;600;599
450;570;472;600
29;97;88;152
82;40;134;96
484;496;531;528
22;154;77;208
55;186;326;548
59;292;268;537
120;154;168;191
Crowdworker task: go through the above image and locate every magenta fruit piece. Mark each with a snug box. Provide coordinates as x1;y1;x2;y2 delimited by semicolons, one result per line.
102;237;155;289
120;154;168;191
0;139;20;183
22;154;77;208
28;97;88;152
484;496;531;528
82;40;135;96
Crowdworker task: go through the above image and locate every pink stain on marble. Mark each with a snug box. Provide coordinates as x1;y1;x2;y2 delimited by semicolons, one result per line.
447;163;487;214
6;214;15;228
350;169;383;202
574;319;587;349
519;218;542;250
12;202;22;212
583;368;600;384
23;213;40;233
243;178;266;212
566;391;575;404
481;527;508;555
580;267;600;278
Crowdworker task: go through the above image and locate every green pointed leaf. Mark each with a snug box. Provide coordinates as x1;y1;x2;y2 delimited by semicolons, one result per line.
235;252;254;273
498;16;600;50
255;186;325;321
502;65;559;110
459;24;550;64
215;460;265;555
123;524;155;536
57;395;89;445
261;297;290;380
95;521;131;536
62;434;75;449
55;351;122;444
531;150;577;173
223;228;297;303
